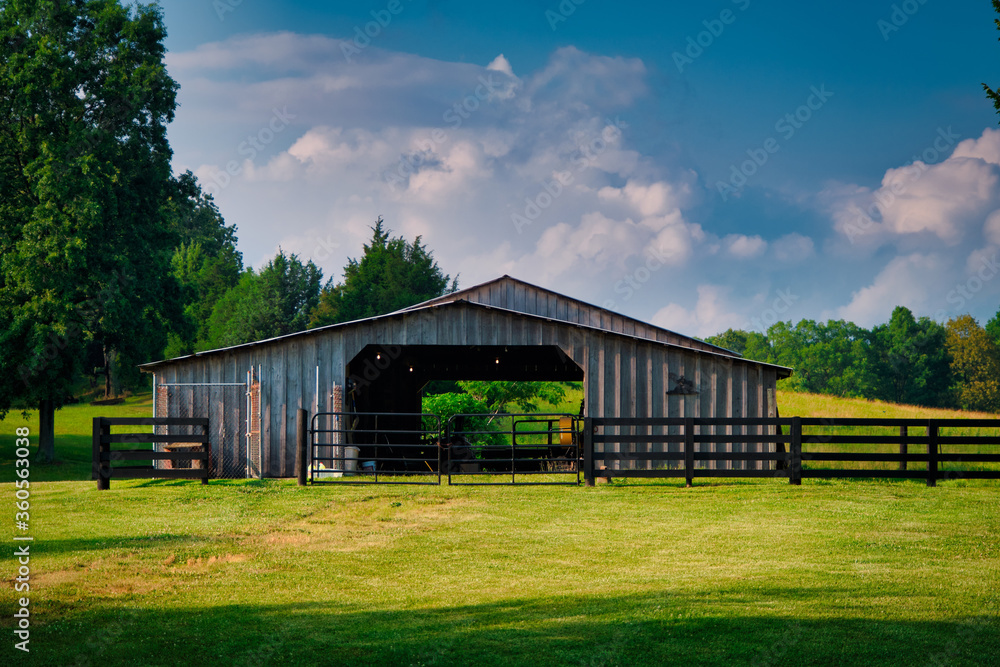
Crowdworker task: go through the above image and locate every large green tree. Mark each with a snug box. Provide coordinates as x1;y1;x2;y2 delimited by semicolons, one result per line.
0;0;179;460
945;315;1000;413
704;328;771;361
766;319;870;397
864;307;952;407
163;171;242;357
309;217;457;326
204;250;322;349
987;307;1000;349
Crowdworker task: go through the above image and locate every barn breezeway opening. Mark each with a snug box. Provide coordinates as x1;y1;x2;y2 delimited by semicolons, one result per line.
309;344;585;484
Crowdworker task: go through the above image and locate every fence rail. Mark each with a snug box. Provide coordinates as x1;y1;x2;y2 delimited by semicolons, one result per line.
93;417;210;490
583;416;1000;487
308;411;441;485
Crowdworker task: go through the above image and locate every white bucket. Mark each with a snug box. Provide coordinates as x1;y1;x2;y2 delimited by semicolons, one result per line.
344;446;360;475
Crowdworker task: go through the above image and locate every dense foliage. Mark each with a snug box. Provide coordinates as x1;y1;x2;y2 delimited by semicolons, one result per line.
0;0;180;458
309;217;457;327
202;250;322;349
705;306;1000;412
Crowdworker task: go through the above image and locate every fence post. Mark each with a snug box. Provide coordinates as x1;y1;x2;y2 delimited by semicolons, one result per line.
92;417;100;483
93;418;104;490
684;417;694;488
296;408;308;486
899;425;908;471
96;418;111;491
200;420;209;485
927;422;938;488
790;417;802;486
583;418;594;487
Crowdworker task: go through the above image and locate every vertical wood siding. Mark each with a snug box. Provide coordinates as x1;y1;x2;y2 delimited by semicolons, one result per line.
149;303;781;477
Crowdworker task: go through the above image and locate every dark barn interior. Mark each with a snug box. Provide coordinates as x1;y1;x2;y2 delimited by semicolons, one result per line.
343;344;585;472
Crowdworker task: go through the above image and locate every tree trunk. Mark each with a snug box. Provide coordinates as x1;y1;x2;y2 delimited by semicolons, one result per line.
38;398;55;463
101;346;123;398
104;346;113;398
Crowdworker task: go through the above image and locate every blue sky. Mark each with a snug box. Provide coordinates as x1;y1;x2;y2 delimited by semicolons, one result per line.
157;0;1000;336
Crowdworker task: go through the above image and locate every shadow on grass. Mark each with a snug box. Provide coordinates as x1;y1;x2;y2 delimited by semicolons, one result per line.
22;592;998;666
0;533;210;561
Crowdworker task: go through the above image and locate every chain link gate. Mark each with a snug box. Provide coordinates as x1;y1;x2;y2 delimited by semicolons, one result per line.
154;378;259;479
246;367;261;479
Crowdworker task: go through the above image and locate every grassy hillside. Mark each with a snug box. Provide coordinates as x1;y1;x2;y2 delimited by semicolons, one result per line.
777;390;999;421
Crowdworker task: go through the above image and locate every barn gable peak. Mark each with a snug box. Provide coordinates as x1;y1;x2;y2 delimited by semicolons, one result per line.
397;275;735;356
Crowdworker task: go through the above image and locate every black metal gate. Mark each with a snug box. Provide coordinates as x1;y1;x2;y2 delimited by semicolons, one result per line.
309;412;441;484
307;411;582;485
445;413;581;485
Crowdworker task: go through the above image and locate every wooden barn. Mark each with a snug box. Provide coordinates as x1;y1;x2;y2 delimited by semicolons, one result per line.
139;275;792;478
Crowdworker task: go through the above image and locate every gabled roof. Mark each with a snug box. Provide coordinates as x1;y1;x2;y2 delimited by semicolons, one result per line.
139;275;785;374
395;275;738;356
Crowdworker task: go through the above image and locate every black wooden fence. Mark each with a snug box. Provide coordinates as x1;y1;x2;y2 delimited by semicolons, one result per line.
583;417;1000;487
93;417;209;490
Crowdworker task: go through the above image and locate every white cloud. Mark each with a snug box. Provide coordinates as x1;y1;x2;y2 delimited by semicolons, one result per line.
834;253;950;327
985;209;1000;247
723;234;767;259
771;233;814;262
829;128;1000;249
486;54;515;78
650;285;746;338
951;128;1000;165
597;180;691;218
166;32;1000;336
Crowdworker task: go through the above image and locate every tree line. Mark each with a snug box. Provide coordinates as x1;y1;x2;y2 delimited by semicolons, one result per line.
167;213;455;357
0;0;454;459
705;307;1000;413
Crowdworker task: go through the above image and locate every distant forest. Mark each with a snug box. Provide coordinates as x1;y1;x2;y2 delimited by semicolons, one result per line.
704;308;1000;413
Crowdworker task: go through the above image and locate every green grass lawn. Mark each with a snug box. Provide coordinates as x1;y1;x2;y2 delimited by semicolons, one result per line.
1;394;999;665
